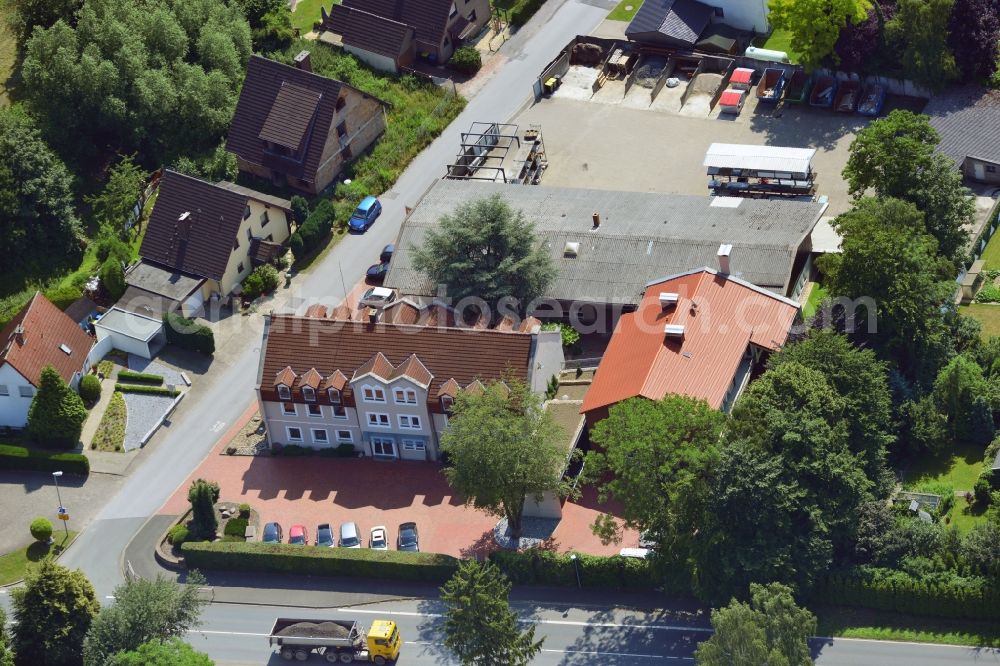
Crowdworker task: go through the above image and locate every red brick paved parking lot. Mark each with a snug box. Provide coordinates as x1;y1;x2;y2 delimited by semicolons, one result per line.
160;407;639;557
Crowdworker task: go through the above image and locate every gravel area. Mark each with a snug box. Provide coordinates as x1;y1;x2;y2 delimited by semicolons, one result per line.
122;393;176;451
493;517;561;549
224;412;269;456
633;55;667;88
128;354;185;388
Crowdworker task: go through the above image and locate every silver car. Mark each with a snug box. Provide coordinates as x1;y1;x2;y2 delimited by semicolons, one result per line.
339;521;361;548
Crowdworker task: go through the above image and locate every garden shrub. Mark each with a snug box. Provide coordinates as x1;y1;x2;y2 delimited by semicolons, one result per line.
238;503;251;518
99;257;126;300
976;283;1000;303
920;482;956;519
162;313;215;355
317;444;357;458
974;476;992;506
181;541;460;582
168;525;190;546
290;195;310;224
116;370;163;385
242;265;280;301
0;444;89;474
115;384;180;397
488;550;665;590
510;0;546;26
30;517;53;542
78;375;101;403
290;200;335;260
223;517;249;539
448;47;482;75
43;284;84;311
277;444;311;457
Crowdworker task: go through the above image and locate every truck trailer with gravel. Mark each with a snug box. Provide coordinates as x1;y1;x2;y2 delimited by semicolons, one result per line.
267;618;401;663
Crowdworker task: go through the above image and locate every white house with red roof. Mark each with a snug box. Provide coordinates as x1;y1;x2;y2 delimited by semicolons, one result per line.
582;256;800;424
0;293;95;429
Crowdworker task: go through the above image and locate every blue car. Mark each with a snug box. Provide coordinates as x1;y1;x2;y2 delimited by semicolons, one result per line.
349;196;382;232
262;522;282;544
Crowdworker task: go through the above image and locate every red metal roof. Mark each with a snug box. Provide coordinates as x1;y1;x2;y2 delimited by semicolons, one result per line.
0;293;94;387
719;89;744;106
582;269;799;412
730;68;753;85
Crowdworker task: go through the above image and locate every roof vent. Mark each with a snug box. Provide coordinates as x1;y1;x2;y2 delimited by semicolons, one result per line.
658;292;679;308
564;242;580;258
717;243;732;274
592;212;601;228
664;324;685;337
59;344;72;355
293;50;312;72
12;324;25;346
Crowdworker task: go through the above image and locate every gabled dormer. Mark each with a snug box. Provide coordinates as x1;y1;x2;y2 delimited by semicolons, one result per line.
275;365;297;400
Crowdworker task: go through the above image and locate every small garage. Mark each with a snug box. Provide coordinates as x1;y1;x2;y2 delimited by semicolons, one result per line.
93;307;166;359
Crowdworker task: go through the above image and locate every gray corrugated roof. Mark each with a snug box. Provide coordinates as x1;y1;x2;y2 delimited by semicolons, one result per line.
924;86;1000;167
626;0;712;45
384;180;825;305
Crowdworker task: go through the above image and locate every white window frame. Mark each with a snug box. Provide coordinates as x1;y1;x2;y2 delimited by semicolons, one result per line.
282;402;297;416
440;395;454;411
328;388;342;404
398;414;421;430
312;428;329;444
286;426;303;442
402;438;425;451
302;386;316;402
19;386;34;398
366;412;391;428
0;385;8;396
307;403;322;418
277;385;291;400
332;405;347;419
394;388;417;405
362;385;386;403
336;430;353;443
371;436;396;458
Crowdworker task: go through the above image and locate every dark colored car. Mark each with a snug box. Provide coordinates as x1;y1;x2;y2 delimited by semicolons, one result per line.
380;244;395;263
366;262;389;284
288;524;308;545
397;522;419;552
262;522;282;544
348;196;382;232
316;523;335;547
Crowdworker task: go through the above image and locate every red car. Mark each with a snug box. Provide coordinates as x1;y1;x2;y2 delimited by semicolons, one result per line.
288;524;308;545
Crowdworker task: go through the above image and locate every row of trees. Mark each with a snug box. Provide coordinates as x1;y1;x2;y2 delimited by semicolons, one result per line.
8;558;211;666
770;0;1000;88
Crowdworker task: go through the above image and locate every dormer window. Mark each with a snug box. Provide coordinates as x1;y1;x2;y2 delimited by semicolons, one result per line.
362;385;385;403
441;395;454;412
277;384;291;400
329;388;342;404
449;2;457;17
302;386;316;402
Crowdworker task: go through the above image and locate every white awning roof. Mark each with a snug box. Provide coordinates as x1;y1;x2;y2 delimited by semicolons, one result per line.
93;307;163;342
810;216;842;254
704;143;817;173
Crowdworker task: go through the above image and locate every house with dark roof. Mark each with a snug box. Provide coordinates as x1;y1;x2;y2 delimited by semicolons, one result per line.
924;86;1000;184
322;0;490;71
626;0;769;48
255;314;563;461
581;265;799;426
226;53;387;194
0;293;95;428
130;170;293;315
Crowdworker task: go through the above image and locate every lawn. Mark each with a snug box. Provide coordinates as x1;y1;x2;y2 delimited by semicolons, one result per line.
0;2;16;107
902;443;987;531
291;0;331;34
815;605;1000;648
960;303;1000;339
91;391;127;452
754;28;800;64
607;0;643;22
803;281;828;319
0;530;77;586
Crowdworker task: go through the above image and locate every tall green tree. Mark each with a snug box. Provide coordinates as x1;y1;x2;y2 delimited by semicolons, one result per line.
83;574;207;666
3;0;82;43
109;639;213;666
887;0;958;90
412;194;556;320
947;0;1000;81
768;0;872;70
0;106;83;278
694;583;816;666
0;608;14;666
933;355;995;445
440;379;571;540
585;395;725;546
10;559;100;666
22;0;251;165
440;561;543;666
187;479;220;539
85;155;148;236
27;366;88;448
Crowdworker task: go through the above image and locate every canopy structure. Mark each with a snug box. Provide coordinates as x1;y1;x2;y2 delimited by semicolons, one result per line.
704;143;816;178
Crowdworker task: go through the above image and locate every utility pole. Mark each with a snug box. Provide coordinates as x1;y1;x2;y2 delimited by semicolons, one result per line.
52;471;69;539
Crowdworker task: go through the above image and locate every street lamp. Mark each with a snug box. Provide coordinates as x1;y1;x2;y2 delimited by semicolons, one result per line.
52;471;69;539
570;553;581;589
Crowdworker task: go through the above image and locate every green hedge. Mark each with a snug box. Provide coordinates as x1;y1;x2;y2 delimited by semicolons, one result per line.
289;200;335;260
181;541;460;582
115;384;180;397
0;444;89;475
116;370;164;385
488;550;680;592
509;0;546;27
813;569;1000;621
162;313;215;355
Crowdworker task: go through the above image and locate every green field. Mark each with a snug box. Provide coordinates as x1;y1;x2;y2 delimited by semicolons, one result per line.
816;605;1000;648
291;0;332;34
902;443;987;531
754;28;800;64
607;0;643;22
961;303;1000;339
0;531;77;586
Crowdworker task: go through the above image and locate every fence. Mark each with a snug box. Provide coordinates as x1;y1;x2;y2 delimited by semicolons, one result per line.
562;357;602;370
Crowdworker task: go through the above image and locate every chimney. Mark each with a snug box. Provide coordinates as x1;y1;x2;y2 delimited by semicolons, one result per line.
367;307;378;324
178;211;191;239
294;50;312;73
717;243;732;274
13;324;25;346
592;212;601;229
658;292;679;308
664;324;685;338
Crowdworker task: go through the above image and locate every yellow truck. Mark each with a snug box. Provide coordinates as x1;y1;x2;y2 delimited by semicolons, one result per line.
268;618;401;664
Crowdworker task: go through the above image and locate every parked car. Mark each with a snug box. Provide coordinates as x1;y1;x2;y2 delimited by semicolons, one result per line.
359;286;395;308
339;521;362;548
380;244;395;263
348;196;382;232
619;547;652;559
288;524;308;545
366;262;389;284
262;522;283;544
397;522;419;552
316;523;335;547
370;526;388;550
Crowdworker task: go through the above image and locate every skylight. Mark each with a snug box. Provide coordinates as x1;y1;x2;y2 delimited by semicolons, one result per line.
59;344;72;355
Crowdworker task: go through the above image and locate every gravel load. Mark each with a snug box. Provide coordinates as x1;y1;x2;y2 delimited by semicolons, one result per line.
633;55;668;88
278;622;351;639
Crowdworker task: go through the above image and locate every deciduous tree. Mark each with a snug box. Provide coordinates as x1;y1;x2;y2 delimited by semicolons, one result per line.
10;559;100;666
887;0;958;90
0;608;14;666
412;194;556;320
83;574;207;666
440;561;543;666
109;639;213;666
933;355;995;445
947;0;1000;81
27;366;88;449
768;0;872;70
440;379;571;540
833;1;893;72
3;0;83;43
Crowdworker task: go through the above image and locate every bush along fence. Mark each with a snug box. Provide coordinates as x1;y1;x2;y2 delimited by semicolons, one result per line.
162;313;215;355
0;444;89;475
115;370;164;385
488;550;691;593
115;384;180;397
180;541;460;582
812;568;1000;621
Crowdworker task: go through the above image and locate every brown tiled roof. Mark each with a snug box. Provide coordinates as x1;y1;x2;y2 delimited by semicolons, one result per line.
437;377;461;397
259;82;324;151
327;4;414;59
305;304;328;318
338;0;452;51
227;56;344;185
250;238;285;266
354;351;395;382
464;380;485;395
300;367;323;388
140;170;248;282
275;366;297;387
324;369;348;390
390;354;432;386
0;293;94;387
258;315;533;399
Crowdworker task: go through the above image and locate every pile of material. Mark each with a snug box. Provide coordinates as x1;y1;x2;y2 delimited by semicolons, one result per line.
633;55;668;88
570;43;603;66
277;622;350;639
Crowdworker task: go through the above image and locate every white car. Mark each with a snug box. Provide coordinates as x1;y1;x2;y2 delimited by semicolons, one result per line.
370;525;388;550
359;287;395;308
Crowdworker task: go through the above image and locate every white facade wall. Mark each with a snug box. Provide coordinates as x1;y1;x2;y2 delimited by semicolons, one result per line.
0;364;35;429
219;199;292;296
708;0;770;33
344;46;398;74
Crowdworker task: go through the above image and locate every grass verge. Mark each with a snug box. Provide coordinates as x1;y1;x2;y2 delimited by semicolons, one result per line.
607;0;643;21
0;530;78;586
91;391;127;452
753;28;800;64
903;443;984;491
815;605;1000;648
0;2;15;106
290;0;332;34
960;303;1000;339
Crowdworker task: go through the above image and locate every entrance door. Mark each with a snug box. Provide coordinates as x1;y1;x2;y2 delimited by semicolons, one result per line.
974;162;986;181
371;437;397;460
